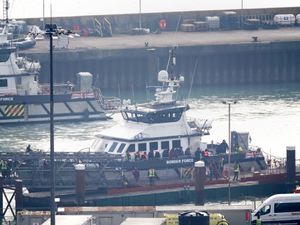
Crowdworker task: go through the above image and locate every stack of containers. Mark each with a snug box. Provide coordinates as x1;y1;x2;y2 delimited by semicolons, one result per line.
220;11;239;30
180;19;196;32
205;16;220;30
193;21;209;31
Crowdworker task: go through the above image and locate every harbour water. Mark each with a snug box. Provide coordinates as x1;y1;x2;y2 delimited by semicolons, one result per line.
1;82;300;159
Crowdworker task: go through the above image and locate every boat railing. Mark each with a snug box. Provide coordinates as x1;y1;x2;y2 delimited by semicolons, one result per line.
101;96;122;112
187;118;212;135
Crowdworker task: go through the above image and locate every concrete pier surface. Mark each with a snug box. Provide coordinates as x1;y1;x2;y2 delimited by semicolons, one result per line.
22;27;300;90
26;27;300;53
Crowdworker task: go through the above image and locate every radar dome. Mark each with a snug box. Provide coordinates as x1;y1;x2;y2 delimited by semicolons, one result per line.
158;70;168;82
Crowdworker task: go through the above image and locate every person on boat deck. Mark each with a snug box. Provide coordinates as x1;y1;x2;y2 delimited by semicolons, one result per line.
132;167;140;182
178;147;184;156
194;147;202;161
134;151;140;160
209;159;219;181
169;147;176;159
154;151;161;159
141;152;147;160
173;147;183;158
26;144;33;153
148;168;158;186
233;161;240;181
148;150;154;160
217;140;229;154
219;157;225;175
184;147;191;156
162;149;169;158
125;150;131;160
238;145;244;153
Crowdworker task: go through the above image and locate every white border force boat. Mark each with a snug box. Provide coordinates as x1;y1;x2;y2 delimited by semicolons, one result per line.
0;27;120;125
91;48;212;157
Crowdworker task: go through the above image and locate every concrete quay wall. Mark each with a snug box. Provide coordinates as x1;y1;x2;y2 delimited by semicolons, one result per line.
24;7;300;34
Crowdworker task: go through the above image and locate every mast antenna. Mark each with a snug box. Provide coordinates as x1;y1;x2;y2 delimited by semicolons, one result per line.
3;0;9;24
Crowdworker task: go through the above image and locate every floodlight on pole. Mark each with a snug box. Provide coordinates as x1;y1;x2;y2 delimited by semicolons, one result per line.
222;100;237;205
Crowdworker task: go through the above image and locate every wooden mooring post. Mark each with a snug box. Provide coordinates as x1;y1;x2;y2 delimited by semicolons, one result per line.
75;164;85;205
15;180;23;213
286;146;296;192
194;160;206;206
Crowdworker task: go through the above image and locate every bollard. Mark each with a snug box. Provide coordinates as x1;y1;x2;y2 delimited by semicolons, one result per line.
194;160;205;206
286;146;296;191
15;180;23;213
0;176;3;225
75;164;85;205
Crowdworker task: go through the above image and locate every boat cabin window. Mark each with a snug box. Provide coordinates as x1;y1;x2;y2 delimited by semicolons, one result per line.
161;141;170;150
91;139;108;151
117;143;126;153
150;142;158;151
108;142;118;153
172;140;181;148
138;143;147;152
0;79;8;87
274;202;300;213
0;52;10;62
121;108;184;124
127;144;135;153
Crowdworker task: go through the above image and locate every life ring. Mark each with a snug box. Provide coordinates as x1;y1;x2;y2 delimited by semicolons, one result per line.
159;19;167;30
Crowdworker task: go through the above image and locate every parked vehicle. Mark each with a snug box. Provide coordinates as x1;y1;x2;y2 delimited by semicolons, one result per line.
251;193;300;225
273;14;296;26
296;14;300;26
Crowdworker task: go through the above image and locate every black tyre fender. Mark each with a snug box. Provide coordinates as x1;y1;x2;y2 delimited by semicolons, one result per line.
217;220;229;225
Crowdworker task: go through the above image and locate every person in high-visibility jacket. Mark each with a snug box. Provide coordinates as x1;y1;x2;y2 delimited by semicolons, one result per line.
148;168;157;186
256;212;261;225
233;161;240;181
1;160;7;178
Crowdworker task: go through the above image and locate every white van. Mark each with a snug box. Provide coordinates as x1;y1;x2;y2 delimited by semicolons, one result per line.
273;14;296;26
251;194;300;224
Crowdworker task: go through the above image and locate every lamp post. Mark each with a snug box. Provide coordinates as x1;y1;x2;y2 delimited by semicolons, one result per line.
46;20;57;225
240;0;244;28
222;100;237;205
139;0;142;29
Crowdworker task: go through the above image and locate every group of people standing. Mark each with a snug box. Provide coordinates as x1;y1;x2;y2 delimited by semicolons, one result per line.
125;146;192;161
